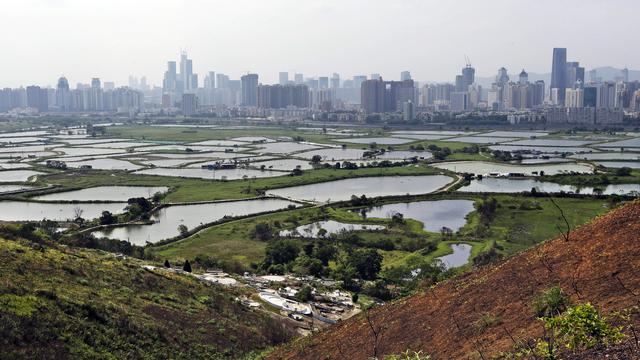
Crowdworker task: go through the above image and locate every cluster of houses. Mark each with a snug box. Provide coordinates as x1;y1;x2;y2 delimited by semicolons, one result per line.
140;264;358;331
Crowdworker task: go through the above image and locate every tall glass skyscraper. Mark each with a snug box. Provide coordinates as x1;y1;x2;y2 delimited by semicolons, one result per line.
551;48;567;103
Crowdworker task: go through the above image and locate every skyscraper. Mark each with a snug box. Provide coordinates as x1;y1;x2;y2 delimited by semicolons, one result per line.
318;77;329;89
204;71;216;89
26;86;48;112
294;73;304;84
401;71;412;81
551;48;567;103
361;79;385;113
279;72;289;85
257;84;310;108
240;73;258;106
330;73;340;89
179;52;196;93
182;93;197;116
455;75;464;92
566;61;585;88
89;78;103;111
360;78;415;113
496;67;509;84
519;69;528;85
56;76;70;111
163;61;177;94
461;65;475;90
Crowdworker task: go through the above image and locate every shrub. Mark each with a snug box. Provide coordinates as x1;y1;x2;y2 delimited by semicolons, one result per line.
615;166;632;176
383;350;431;360
544;302;625;351
100;211;116;225
182;260;192;273
253;223;273;241
294;286;313;302
533;286;571;318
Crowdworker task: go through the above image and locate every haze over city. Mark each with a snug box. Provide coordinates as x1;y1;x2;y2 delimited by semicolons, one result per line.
2;0;640;87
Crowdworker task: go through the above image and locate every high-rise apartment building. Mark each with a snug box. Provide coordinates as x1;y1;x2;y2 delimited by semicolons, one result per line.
318;77;329;89
240;73;259;106
26;86;48;112
257;84;310;109
360;78;415;113
182;93;197;116
279;72;289;85
360;79;385;113
565;88;584;108
330;73;340;89
56;76;70;111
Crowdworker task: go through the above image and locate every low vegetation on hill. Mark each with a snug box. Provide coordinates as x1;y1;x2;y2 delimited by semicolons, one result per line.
0;225;295;359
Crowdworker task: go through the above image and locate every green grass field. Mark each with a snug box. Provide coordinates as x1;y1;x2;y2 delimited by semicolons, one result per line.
459;195;612;254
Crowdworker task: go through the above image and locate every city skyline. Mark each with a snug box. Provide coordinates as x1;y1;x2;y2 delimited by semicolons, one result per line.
2;0;640;87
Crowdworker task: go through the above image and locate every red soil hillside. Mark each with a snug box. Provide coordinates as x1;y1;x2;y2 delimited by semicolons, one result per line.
272;200;640;359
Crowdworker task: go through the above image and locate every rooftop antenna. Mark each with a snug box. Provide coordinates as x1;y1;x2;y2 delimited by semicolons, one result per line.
464;55;471;67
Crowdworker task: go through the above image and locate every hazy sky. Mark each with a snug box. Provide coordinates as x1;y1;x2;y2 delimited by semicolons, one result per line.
2;0;638;87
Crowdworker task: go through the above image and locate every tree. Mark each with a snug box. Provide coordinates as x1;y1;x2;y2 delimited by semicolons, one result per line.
294;286;314;302
39;219;60;237
253;222;273;241
164;259;171;268
73;206;84;224
615;166;632;176
183;260;192;273
440;226;453;239
128;197;153;212
264;239;299;266
477;198;498;224
99;211;116;225
391;212;405;226
349;248;383;280
310;154;323;164
178;224;189;236
293;255;323;276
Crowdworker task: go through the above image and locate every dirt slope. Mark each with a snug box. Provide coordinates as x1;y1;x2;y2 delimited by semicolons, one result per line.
272;200;640;359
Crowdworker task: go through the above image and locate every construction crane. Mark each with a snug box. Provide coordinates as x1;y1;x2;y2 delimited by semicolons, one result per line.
464;55;472;68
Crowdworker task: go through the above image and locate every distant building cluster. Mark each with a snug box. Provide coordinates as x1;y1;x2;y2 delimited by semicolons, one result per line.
1;48;639;124
0;77;144;115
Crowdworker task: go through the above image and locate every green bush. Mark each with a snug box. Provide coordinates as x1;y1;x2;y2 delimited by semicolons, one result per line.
533;286;571;318
544;302;625;351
